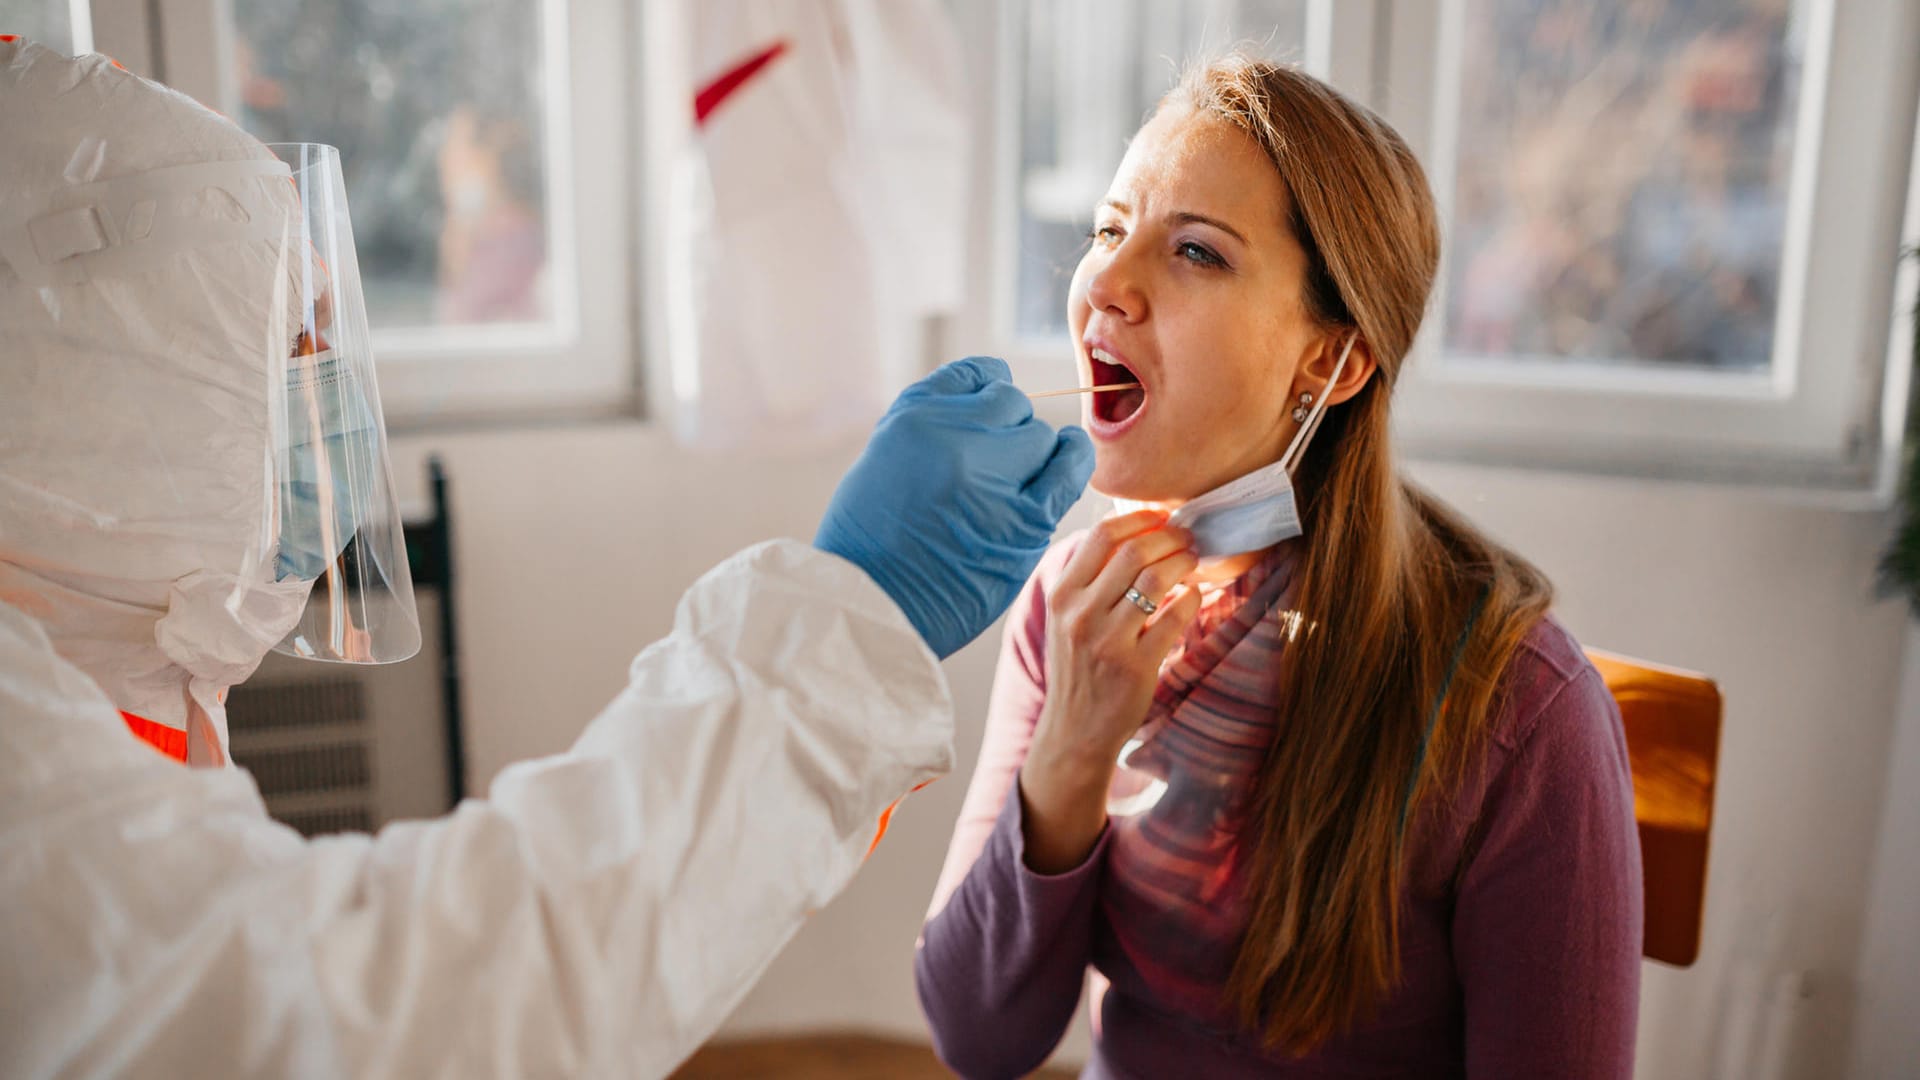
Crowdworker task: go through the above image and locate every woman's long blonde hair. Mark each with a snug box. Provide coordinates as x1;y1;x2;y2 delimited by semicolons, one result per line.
1167;58;1555;1053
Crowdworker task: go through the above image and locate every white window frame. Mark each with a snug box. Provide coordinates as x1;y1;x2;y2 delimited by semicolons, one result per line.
954;0;1920;499
15;0;97;53
92;0;641;424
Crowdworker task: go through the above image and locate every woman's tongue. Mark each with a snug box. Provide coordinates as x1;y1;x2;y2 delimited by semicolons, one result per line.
1093;358;1146;423
1096;384;1146;423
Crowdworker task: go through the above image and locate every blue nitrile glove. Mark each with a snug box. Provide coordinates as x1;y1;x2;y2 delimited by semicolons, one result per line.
816;356;1095;659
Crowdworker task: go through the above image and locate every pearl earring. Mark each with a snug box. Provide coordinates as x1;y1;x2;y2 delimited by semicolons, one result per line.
1291;391;1313;424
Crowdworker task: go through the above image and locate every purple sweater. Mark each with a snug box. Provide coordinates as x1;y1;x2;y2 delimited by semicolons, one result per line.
915;538;1642;1079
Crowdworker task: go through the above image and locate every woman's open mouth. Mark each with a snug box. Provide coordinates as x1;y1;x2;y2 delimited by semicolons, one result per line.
1089;346;1147;431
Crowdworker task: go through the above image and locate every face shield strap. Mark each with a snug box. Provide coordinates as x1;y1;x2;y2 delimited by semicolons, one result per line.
0;158;294;287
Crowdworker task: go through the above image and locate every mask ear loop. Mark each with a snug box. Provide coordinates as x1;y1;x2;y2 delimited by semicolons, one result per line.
1280;332;1358;474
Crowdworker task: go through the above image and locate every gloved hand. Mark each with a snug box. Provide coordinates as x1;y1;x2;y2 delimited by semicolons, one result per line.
816;357;1095;659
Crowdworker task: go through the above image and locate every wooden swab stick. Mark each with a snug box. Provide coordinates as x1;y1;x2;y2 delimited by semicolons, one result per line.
1027;382;1142;400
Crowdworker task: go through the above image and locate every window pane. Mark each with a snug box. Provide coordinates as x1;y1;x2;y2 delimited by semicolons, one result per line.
1;0;76;53
1441;0;1806;372
232;0;556;332
1016;0;1309;338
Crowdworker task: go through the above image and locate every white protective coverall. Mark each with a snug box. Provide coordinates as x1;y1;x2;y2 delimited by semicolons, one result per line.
0;40;952;1078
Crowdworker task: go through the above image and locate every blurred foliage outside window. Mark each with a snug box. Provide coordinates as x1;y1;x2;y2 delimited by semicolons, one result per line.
232;0;555;332
1444;0;1805;373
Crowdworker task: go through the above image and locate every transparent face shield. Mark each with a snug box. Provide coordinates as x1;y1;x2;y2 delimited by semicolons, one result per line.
267;143;421;664
1;138;418;667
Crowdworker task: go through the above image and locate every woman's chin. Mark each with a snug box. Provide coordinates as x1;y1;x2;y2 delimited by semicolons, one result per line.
1090;461;1167;504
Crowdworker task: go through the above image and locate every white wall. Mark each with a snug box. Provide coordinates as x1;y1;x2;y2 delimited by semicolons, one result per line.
1850;621;1920;1080
386;425;858;780
386;427;1913;1079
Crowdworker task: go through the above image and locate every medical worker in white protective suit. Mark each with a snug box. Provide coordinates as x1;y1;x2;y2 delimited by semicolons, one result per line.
0;39;1094;1078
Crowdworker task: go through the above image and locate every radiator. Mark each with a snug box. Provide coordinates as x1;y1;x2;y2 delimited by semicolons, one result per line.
226;591;454;836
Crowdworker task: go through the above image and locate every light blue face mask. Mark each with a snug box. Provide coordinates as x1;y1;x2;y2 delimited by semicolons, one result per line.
1123;334;1357;559
275;348;383;583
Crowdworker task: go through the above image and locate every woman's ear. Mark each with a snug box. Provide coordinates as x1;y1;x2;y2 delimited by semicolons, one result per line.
1297;331;1377;406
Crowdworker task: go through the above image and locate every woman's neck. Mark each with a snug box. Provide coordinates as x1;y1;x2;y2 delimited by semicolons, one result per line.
1191;547;1272;588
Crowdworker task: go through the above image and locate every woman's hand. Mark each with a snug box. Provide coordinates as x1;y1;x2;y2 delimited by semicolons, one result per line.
1018;510;1204;873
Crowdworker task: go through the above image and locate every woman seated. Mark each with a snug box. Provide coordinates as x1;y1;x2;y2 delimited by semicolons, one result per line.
915;58;1642;1079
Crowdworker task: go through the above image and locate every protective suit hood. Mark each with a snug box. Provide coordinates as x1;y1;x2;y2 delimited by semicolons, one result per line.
0;40;311;763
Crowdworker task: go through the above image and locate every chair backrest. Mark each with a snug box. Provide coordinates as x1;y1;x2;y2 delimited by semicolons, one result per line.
1585;649;1722;967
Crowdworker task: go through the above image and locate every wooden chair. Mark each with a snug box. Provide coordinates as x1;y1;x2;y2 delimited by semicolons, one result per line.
1586;649;1723;967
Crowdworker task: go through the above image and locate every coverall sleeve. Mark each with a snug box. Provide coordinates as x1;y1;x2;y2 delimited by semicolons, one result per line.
0;540;953;1079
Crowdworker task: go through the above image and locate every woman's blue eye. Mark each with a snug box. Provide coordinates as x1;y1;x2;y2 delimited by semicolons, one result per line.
1087;224;1122;246
1179;241;1225;268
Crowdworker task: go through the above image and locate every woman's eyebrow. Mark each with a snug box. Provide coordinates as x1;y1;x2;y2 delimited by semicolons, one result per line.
1170;211;1248;245
1099;198;1250;245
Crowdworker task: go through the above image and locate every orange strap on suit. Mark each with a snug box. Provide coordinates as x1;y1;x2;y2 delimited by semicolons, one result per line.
121;711;189;762
865;779;935;859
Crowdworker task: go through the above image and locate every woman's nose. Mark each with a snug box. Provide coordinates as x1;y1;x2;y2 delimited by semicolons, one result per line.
1085;241;1147;322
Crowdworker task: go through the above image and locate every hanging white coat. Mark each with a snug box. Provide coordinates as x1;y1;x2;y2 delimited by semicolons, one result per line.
666;0;970;450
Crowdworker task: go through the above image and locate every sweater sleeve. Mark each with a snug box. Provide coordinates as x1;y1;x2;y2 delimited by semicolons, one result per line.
1452;663;1644;1079
915;540;1108;1079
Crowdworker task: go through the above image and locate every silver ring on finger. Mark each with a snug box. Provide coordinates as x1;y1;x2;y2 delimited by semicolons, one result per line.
1123;586;1158;616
